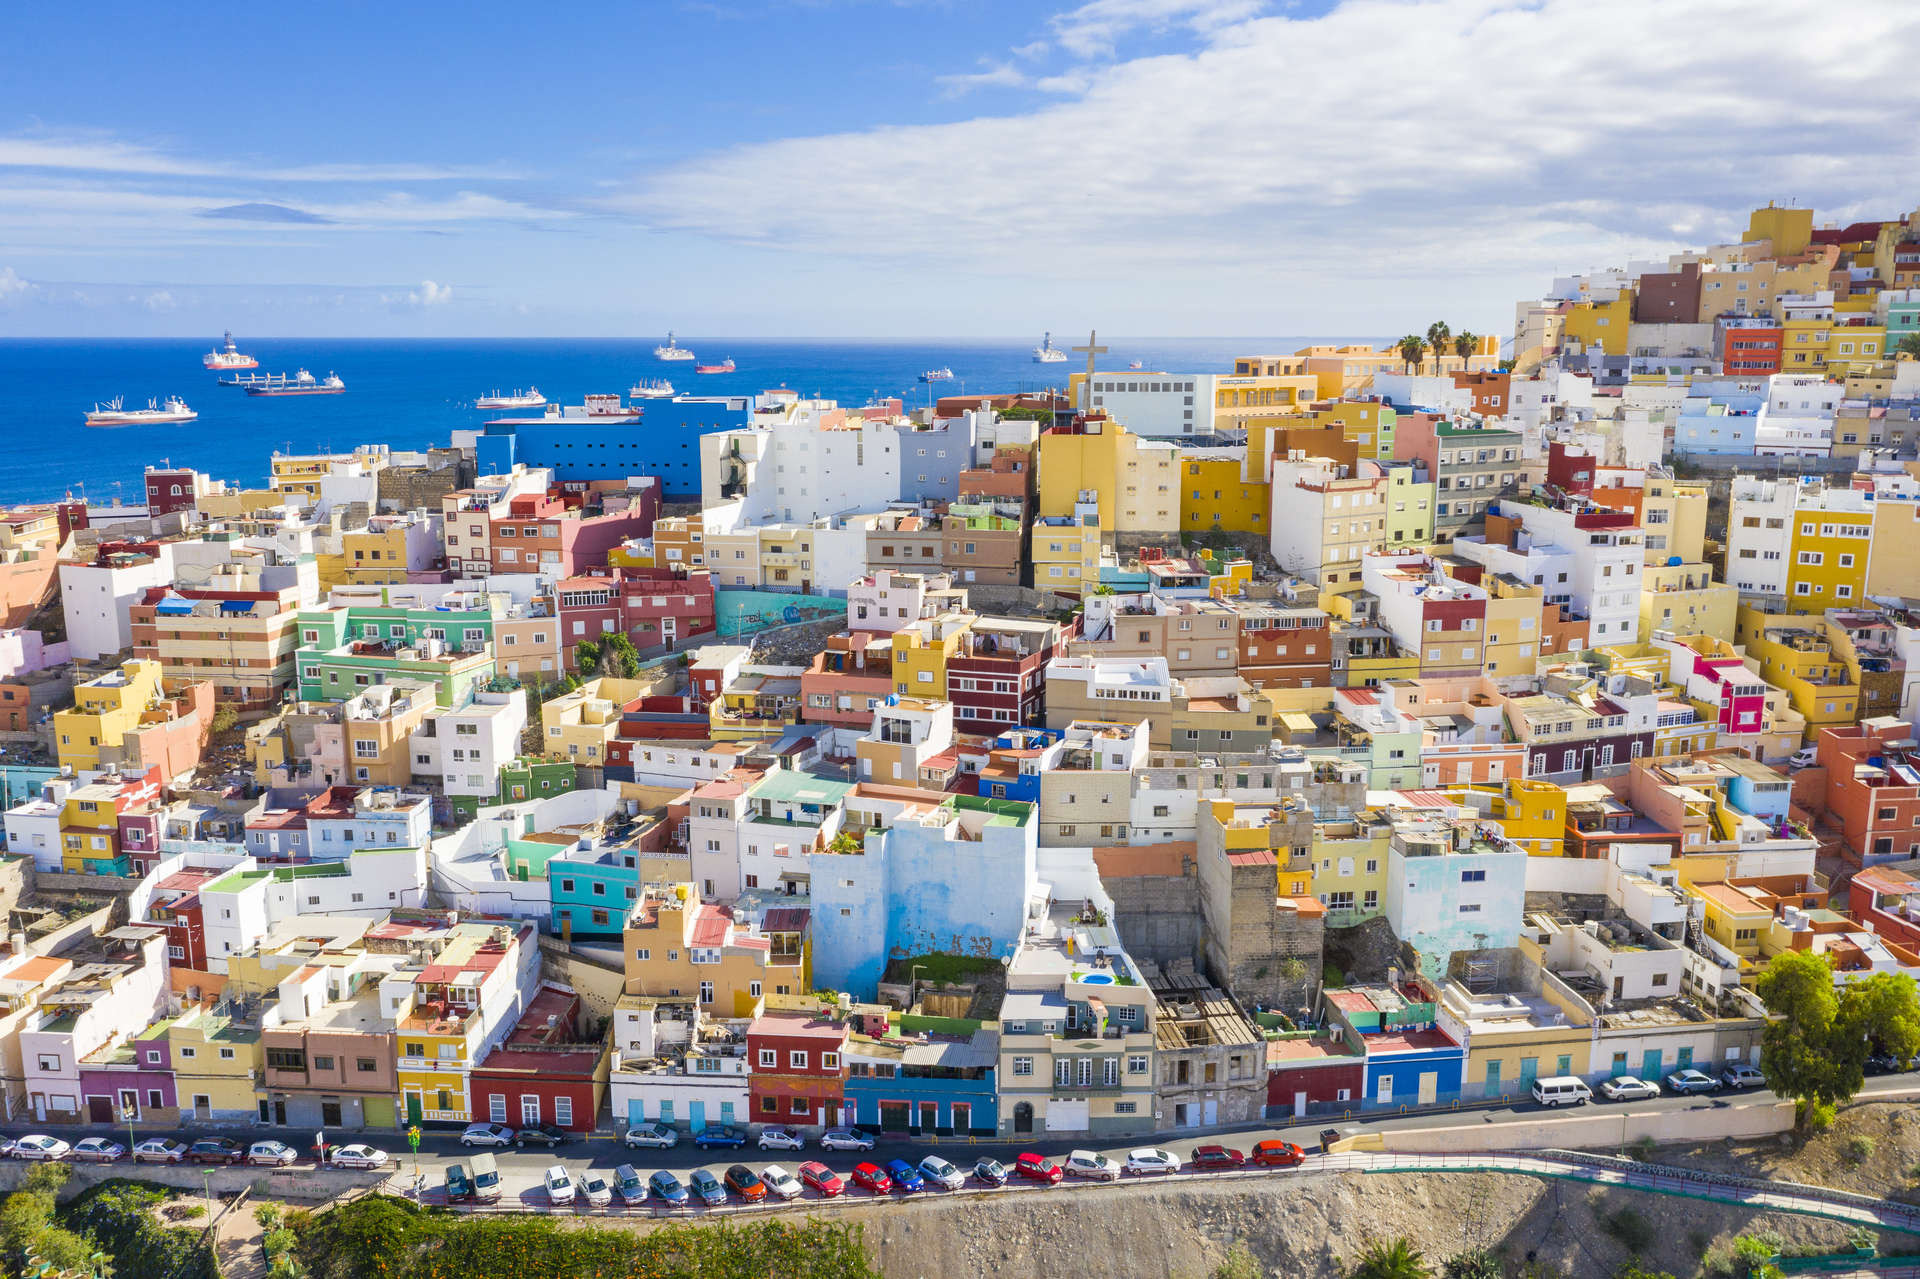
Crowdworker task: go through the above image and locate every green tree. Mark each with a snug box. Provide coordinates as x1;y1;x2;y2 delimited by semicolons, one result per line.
1426;321;1452;372
1454;331;1479;365
1397;336;1429;375
1354;1237;1431;1279
603;631;641;679
1896;333;1920;361
1215;1242;1262;1279
1753;949;1864;1125
1444;1247;1502;1279
1839;969;1920;1062
571;638;601;677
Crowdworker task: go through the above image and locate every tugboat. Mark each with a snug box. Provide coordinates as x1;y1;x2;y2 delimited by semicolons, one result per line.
202;331;258;370
85;396;198;427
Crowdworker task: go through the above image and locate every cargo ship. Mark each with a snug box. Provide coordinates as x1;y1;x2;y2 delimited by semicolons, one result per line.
246;370;346;396
202;331;258;370
629;379;676;399
918;367;953;383
85;396;198;427
696;358;735;375
475;388;546;410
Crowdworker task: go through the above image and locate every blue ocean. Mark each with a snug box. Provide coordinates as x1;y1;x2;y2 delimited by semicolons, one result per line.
0;336;1383;506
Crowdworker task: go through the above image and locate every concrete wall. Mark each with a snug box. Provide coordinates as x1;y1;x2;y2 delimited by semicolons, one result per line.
539;938;626;1019
1098;864;1203;971
1376;1096;1794;1153
0;1159;390;1204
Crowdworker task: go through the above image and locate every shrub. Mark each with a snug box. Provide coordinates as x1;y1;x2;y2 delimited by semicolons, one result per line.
1215;1242;1262;1279
1601;1209;1656;1254
1846;1135;1877;1163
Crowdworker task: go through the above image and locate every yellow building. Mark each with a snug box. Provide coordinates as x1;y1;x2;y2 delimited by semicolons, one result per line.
59;780;129;874
1635;473;1707;564
1480;588;1544;681
1783;495;1872;613
1560;292;1634;356
1209;373;1319;433
623;883;773;1018
1692;880;1771;963
1867;497;1920;600
1034;416;1179;539
54;659;164;773
1446;778;1566;857
1030;511;1103;598
393;921;539;1125
1735;607;1860;740
890;615;966;699
269;447;386;500
541;677;654;765
1743;204;1814;258
1639;563;1737;639
1179;449;1268;535
1309;812;1391;924
167;1006;264;1121
1309;400;1398;460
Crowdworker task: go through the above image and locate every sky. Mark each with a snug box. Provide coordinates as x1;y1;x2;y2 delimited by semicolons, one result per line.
2;0;1918;339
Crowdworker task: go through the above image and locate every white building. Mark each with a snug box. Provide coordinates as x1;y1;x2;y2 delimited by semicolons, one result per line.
700;395;906;531
58;546;177;661
306;789;434;858
1724;476;1799;597
412;689;526;801
1082;373;1211;436
608;998;752;1133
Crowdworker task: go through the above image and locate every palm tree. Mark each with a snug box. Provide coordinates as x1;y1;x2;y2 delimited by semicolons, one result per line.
1397;335;1429;374
1426;321;1452;373
1454;331;1478;366
1896;333;1920;361
1353;1237;1432;1279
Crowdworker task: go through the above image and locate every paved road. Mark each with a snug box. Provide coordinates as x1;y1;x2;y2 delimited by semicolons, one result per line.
7;1074;1914;1213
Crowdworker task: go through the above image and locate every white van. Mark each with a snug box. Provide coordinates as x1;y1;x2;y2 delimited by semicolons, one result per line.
1530;1076;1593;1107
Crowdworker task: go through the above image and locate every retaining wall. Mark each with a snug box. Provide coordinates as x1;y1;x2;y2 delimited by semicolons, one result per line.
1377;1097;1795;1153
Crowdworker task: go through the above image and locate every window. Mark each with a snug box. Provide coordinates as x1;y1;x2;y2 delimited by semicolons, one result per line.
1127;1054;1148;1075
699;980;714;1004
1013;1056;1034;1076
790;1050;809;1069
822;1052;839;1070
759;1048;777;1067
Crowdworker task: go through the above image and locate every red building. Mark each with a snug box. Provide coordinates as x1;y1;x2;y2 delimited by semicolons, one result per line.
946;618;1060;734
1237;606;1332;690
1715;318;1784;375
1450;370;1512;417
1818;718;1920;866
1544;440;1600;496
141;866;221;970
1846;863;1920;950
747;1011;849;1130
488;491;659;578
143;468;204;517
1264;1035;1365;1118
469;984;607;1132
556;568;717;667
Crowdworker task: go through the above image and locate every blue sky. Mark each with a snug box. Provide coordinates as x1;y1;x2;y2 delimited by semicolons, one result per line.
3;0;1917;338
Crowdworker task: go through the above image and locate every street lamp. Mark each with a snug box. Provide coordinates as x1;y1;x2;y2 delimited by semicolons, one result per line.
121;1104;136;1160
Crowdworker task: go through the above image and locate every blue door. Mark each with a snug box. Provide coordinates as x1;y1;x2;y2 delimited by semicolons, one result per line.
689;1100;706;1132
626;1099;644;1125
1641;1050;1662;1081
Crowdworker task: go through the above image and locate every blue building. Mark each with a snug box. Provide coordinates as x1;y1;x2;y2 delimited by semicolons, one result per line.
1322;984;1466;1108
842;1028;998;1136
974;727;1063;804
1674;380;1764;456
475;396;754;499
891;416;978;505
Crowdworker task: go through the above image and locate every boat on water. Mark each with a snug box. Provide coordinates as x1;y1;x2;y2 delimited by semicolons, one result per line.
1033;332;1068;363
695;359;735;375
246;370;345;397
475;387;545;410
85;396;197;427
203;331;258;370
654;331;695;362
218;372;276;388
918;367;953;383
1129;360;1144;369
629;379;676;399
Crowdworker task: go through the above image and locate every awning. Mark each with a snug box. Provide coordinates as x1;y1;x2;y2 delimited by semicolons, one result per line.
153;596;194;616
219;600;256;614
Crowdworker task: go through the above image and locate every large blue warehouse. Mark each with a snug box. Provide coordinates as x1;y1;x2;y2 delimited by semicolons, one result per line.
474;394;754;499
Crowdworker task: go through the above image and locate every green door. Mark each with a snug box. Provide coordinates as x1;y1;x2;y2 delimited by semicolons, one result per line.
1556;1055;1572;1077
1518;1057;1539;1086
1641;1050;1662;1081
405;1092;423;1125
1483;1060;1502;1095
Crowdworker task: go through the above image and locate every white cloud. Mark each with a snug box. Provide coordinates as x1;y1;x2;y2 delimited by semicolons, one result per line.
613;0;1920;324
409;280;454;306
0;266;31;303
1010;39;1051;59
1048;0;1267;58
0;134;518;182
142;289;176;311
935;60;1030;97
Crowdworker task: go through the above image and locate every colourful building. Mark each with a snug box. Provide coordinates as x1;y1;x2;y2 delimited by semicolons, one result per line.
53;659;162;773
1561;292;1634;356
1179;449;1268;535
623;883;775;1019
1782;491;1872;614
1735;607;1860;740
1446;778;1567;857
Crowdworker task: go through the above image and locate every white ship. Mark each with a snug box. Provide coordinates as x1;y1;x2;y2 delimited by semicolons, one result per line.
654;331;695;361
475;387;546;410
629;379;676;399
85;396;198;427
203;331;258;370
1033;332;1068;363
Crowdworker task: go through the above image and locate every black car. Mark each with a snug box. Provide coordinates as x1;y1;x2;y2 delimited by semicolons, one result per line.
186;1138;245;1165
515;1123;570;1148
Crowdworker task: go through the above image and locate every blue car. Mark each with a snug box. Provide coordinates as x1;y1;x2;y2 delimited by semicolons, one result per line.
687;1167;728;1206
648;1170;689;1206
693;1125;748;1149
885;1158;926;1193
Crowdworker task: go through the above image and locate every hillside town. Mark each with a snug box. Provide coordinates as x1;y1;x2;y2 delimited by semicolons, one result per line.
3;199;1920;1162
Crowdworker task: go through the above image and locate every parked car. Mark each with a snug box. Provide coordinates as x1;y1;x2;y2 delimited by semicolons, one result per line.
972;1157;1009;1185
850;1162;893;1194
70;1138;124;1164
1530;1076;1594;1108
247;1140;298;1167
132;1138;188;1165
819;1127;876;1152
622;1122;679;1149
1251;1141;1306;1168
1063;1149;1120;1182
614;1164;648;1207
1598;1076;1662;1102
724;1164;767;1202
885;1158;925;1193
579;1171;613;1208
688;1168;728;1207
544;1165;576;1206
1189;1145;1246;1171
693;1126;747;1149
1664;1069;1720;1095
918;1155;965;1190
762;1164;804;1200
798;1161;845;1197
329;1144;390;1170
1788;745;1818;769
756;1126;804;1152
460;1122;516;1147
470;1153;502;1203
518;1123;570;1149
649;1170;689;1206
443;1163;474;1202
1125;1149;1181;1176
1014;1152;1062;1184
1867;1052;1910;1076
1721;1064;1767;1090
9;1135;71;1162
187;1138;245;1165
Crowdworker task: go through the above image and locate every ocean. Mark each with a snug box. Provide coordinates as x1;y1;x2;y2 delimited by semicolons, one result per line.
0;336;1384;507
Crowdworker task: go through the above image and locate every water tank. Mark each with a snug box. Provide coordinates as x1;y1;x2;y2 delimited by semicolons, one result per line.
1667;556;1682;567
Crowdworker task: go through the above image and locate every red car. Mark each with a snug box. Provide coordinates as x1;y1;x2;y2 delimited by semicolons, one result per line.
1014;1152;1063;1184
1190;1145;1245;1171
1251;1140;1305;1168
850;1162;894;1194
798;1161;844;1197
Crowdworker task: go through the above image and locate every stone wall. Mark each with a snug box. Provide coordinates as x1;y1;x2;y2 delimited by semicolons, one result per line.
0;1159;391;1204
1096;856;1204;971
